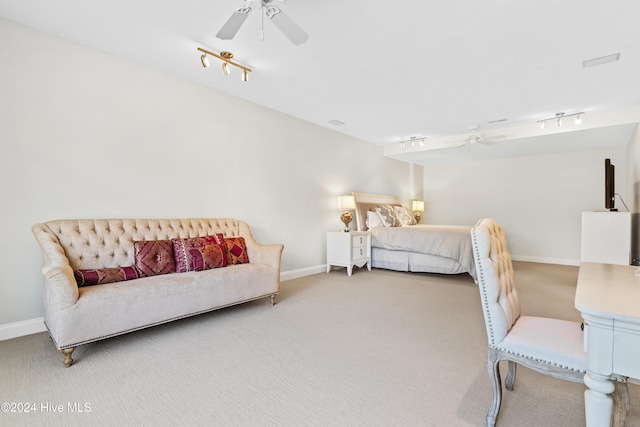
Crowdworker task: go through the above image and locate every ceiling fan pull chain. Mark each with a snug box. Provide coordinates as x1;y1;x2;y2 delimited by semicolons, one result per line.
261;3;265;40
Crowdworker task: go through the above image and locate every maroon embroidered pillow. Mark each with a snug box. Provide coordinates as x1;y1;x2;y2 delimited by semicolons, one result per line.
172;234;227;273
224;237;250;265
74;267;139;287
134;240;176;277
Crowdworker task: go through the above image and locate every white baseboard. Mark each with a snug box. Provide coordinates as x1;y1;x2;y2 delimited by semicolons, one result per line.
2;259;584;341
511;255;580;266
0;317;46;341
280;265;326;282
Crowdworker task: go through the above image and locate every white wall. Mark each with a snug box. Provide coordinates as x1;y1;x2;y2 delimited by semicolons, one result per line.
627;126;640;264
422;148;629;265
0;19;412;328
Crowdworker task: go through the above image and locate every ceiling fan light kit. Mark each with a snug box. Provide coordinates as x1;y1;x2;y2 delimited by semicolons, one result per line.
216;0;309;45
197;47;252;82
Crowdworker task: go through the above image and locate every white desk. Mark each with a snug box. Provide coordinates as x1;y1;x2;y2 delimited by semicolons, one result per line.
575;262;640;427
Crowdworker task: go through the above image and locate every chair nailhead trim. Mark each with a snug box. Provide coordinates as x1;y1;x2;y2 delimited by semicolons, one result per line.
493;346;586;373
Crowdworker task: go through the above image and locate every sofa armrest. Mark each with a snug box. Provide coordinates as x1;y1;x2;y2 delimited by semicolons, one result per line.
32;223;79;309
43;265;79;309
32;223;72;268
247;243;284;271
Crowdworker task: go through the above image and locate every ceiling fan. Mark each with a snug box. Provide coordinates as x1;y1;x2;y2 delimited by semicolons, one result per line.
216;0;309;45
446;126;506;149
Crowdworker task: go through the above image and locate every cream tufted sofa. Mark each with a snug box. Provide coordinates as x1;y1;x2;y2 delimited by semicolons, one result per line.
32;218;283;367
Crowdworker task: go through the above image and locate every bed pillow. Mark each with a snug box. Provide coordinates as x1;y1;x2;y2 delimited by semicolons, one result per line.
172;234;228;273
224;237;250;265
366;210;385;229
74;267;139;287
375;205;401;227
394;205;417;226
133;239;176;277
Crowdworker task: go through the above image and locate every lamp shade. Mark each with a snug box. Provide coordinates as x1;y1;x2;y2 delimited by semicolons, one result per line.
337;195;356;210
412;200;425;212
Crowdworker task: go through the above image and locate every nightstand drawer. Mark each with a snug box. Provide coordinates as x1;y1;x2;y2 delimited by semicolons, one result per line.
352;246;367;259
352;235;367;248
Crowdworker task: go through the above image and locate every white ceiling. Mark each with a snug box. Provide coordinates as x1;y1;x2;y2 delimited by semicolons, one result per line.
2;1;640;163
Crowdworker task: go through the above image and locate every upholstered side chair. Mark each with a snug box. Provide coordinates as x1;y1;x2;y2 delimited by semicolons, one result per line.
470;218;629;427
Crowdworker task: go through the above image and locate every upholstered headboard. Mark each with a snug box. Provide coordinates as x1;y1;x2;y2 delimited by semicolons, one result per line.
352;192;401;231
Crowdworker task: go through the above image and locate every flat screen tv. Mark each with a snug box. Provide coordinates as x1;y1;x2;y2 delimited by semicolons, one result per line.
605;158;616;211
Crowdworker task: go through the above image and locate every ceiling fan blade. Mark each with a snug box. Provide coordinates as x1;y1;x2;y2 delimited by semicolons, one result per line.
265;6;309;45
424;140;468;151
216;6;252;40
478;135;507;145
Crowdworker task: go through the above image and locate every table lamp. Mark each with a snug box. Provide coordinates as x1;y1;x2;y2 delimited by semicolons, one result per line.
337;195;356;231
412;200;425;223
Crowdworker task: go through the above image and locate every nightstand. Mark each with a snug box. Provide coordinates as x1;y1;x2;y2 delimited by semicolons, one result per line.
326;230;371;276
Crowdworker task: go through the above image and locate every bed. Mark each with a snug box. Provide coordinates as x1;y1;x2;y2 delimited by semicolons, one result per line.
352;192;476;280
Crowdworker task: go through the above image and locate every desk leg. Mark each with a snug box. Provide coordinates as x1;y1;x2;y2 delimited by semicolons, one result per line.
584;372;615;427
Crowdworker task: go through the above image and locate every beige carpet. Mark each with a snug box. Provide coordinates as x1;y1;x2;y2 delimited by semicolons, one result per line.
1;262;638;426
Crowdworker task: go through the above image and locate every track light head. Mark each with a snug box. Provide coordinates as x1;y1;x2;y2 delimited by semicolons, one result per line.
575;114;582;125
221;51;233;75
200;54;210;68
242;69;248;82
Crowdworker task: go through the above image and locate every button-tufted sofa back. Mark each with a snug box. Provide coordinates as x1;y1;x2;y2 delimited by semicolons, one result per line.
33;218;254;271
471;218;520;347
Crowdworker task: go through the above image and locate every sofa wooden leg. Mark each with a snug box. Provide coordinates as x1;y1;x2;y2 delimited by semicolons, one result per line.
269;294;276;306
61;347;75;368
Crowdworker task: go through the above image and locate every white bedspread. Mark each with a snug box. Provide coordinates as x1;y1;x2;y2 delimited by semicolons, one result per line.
370;225;475;277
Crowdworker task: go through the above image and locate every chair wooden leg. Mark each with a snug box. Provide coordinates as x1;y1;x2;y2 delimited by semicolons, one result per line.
60;347;75;368
505;361;517;391
612;378;629;427
486;349;502;427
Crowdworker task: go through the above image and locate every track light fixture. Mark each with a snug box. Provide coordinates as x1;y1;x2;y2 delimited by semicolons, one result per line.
538;111;584;129
197;47;252;82
400;136;426;148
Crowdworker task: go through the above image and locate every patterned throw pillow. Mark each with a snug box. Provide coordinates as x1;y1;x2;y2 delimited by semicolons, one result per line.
224;237;250;265
172;234;228;273
366;210;385;229
74;267;139;287
393;205;417;226
134;240;176;277
375;205;401;227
